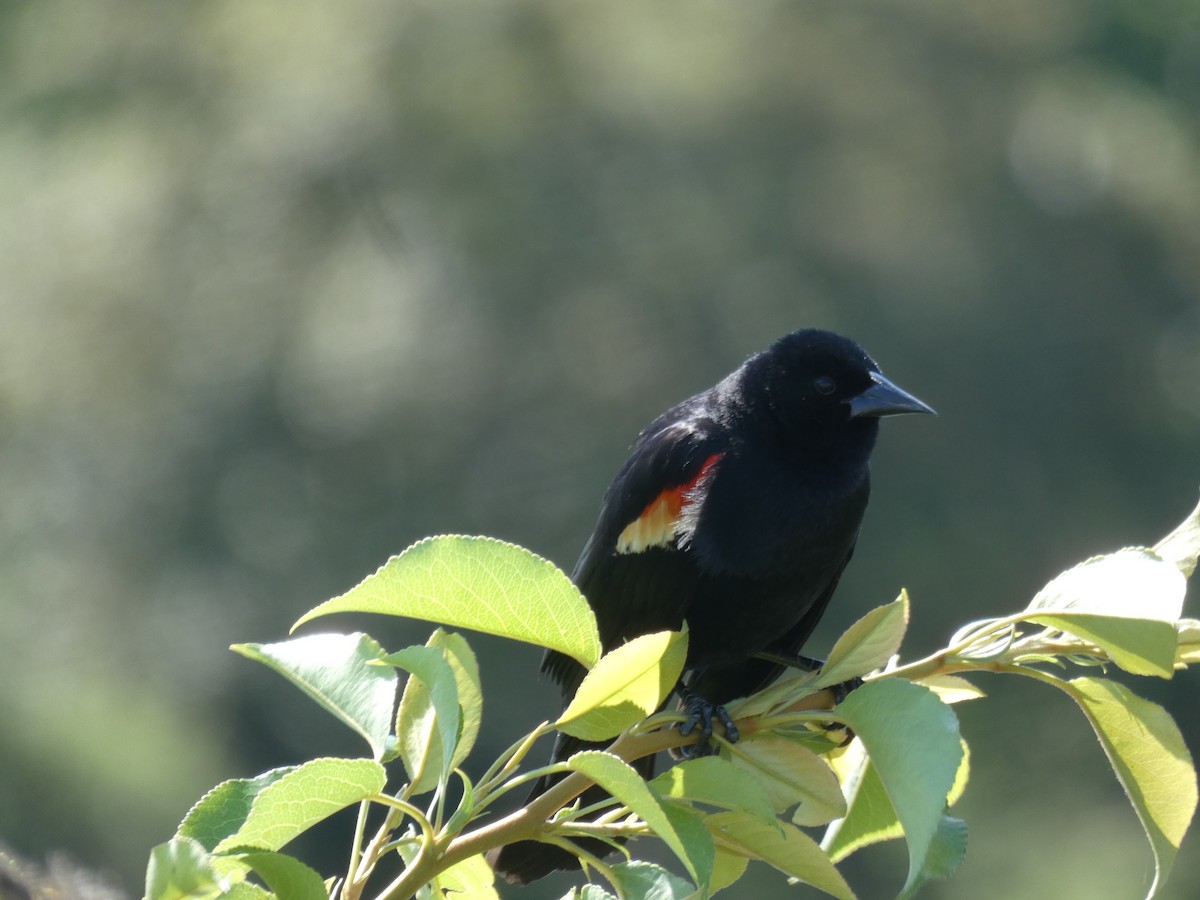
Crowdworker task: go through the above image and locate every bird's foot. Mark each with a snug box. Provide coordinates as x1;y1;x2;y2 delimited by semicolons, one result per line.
829;675;864;705
818;675;863;747
676;686;739;758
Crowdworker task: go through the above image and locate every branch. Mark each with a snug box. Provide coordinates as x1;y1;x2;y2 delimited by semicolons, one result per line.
378;685;846;898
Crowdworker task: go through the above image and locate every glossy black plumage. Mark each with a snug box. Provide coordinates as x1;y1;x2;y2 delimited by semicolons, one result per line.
491;329;933;884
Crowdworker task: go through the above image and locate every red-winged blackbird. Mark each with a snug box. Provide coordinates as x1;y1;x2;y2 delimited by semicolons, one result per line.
490;329;934;884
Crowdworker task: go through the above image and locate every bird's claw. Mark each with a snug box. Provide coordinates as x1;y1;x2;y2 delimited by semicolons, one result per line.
829;675;864;705
715;705;739;743
677;689;739;757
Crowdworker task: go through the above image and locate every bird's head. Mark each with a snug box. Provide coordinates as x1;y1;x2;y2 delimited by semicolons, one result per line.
741;329;935;452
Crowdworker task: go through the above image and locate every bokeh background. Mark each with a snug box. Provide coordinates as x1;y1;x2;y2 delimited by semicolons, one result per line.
2;0;1198;897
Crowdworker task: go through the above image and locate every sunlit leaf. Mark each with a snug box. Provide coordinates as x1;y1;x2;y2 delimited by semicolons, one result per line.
432;852;498;899
1176;619;1200;666
723;666;818;720
442;771;476;839
814;592;909;689
567;751;713;886
1153;494;1200;578
651;755;776;826
431;630;483;770
293;536;601;667
823;740;898;863
832;680;962;896
914;674;985;704
213;758;386;853
558;630;687;741
221;885;270;899
178;768;297;851
572;887;617;900
1022;612;1177;677
727;594;908;722
236;852;327;900
726;736;844;825
947;738;971;807
706;810;855;900
709;849;749;895
387;644;461;793
1027;548;1187;622
145;836;223;900
232;633;397;761
1064;677;1196;898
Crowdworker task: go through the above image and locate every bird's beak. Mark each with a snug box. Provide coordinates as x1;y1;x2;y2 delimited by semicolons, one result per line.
847;371;936;419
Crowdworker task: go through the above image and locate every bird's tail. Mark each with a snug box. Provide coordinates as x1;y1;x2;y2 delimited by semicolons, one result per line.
488;731;657;885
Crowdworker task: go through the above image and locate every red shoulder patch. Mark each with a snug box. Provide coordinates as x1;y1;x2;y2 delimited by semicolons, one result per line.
615;453;724;554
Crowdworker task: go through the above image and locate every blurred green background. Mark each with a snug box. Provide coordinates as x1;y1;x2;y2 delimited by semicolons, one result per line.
2;0;1198;897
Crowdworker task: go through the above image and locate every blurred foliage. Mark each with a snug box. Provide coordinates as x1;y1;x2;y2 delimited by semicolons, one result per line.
1;0;1198;897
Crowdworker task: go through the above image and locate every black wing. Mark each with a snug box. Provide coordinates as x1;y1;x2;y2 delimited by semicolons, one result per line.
542;402;725;694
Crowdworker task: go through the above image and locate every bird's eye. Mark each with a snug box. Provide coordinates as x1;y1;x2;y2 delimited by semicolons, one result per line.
814;376;837;396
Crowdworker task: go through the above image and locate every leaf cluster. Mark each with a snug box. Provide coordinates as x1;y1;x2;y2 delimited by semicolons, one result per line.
146;500;1200;900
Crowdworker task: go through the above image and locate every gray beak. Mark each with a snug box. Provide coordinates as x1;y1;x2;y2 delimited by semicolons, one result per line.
847;371;936;419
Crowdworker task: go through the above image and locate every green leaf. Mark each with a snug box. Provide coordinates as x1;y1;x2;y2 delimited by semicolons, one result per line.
914;674;985;704
1153;494;1200;578
651;756;776;826
213;758;386;853
443;770;476;839
814;592;909;689
232;633;396;761
567;751;714;886
430;630;483;770
1022;612;1178;677
178;768;297;851
293;536;601;667
825;737;971;863
1064;677;1197;898
726;594;910;721
1027;548;1187;622
237;852;328;900
895;815;968;900
221;885;270;900
726;737;845;825
557;630;687;741
706;810;855;900
1176;619;1200;666
823;741;899;863
431;852;498;899
394;826;421;868
709;849;749;895
574;888;617;900
946;738;971;807
658;803;714;894
607;861;696;899
723;666;817;720
918;816;968;884
832;679;962;896
386;644;461;793
146;836;223;900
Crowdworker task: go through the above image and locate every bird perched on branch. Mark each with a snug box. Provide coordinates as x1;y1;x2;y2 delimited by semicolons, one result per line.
491;328;934;884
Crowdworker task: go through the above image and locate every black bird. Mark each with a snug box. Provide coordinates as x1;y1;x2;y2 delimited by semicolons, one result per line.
491;329;934;884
